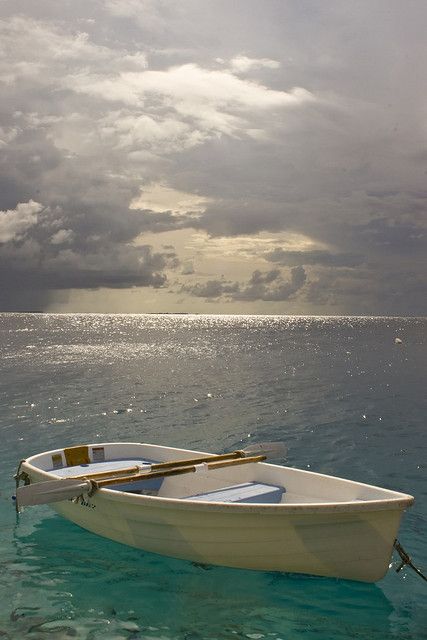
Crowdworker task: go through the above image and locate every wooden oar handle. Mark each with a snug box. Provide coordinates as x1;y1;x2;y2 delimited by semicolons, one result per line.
150;450;245;470
94;465;196;489
94;454;266;489
205;455;266;470
70;451;246;482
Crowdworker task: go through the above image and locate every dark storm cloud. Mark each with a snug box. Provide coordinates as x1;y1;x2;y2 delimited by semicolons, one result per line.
183;266;307;302
352;218;426;254
235;266;307;302
0;200;179;310
305;267;427;316
0;1;426;312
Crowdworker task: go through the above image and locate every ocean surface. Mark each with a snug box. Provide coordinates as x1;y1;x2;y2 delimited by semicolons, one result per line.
0;313;425;640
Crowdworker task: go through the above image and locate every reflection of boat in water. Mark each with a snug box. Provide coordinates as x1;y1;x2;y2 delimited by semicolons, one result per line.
16;442;414;582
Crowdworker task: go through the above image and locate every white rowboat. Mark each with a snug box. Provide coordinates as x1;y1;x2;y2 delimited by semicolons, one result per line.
16;442;414;582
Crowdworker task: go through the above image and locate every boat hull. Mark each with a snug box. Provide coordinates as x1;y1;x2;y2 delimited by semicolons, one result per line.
48;490;403;582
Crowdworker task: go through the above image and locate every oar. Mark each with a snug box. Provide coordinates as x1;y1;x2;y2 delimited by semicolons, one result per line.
16;441;286;507
69;441;286;481
149;441;285;470
16;478;93;506
16;454;266;506
94;454;266;489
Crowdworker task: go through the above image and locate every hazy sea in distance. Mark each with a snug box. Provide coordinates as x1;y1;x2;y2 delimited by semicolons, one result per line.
0;313;426;640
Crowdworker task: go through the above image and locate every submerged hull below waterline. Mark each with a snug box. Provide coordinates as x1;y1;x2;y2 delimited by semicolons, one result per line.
19;443;414;582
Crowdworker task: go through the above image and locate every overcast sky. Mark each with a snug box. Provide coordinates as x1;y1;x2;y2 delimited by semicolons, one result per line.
1;0;426;315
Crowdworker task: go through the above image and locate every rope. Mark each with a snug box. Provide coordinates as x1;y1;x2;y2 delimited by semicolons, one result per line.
13;460;30;513
394;539;427;582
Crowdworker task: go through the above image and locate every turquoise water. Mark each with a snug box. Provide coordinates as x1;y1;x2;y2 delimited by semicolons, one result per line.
0;314;426;639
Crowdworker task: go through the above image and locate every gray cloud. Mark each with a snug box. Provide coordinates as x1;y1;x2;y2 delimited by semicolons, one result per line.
305;267;427;317
350;218;426;254
183;266;307;302
0;1;426;313
184;279;240;299
0;199;179;310
235;266;307;302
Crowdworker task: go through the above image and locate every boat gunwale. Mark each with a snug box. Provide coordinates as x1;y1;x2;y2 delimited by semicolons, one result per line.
21;442;415;515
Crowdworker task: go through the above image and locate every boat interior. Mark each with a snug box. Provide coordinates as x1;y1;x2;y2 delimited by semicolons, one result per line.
26;442;408;505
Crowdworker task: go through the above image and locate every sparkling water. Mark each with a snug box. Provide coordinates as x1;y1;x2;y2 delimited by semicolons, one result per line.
0;314;425;639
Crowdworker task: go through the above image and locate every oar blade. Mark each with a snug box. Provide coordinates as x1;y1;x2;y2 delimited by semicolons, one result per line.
243;441;287;460
17;478;91;506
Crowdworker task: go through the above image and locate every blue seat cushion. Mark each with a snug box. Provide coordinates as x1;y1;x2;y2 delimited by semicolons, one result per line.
184;482;284;504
